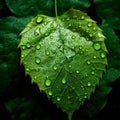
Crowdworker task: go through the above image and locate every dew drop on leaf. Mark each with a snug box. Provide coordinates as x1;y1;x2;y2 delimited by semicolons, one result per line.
93;42;101;50
81;15;85;20
100;52;106;58
48;91;53;96
34;28;40;36
91;71;95;75
87;82;92;87
76;70;80;74
35;57;41;64
45;51;50;56
45;79;51;87
36;44;41;50
87;22;93;27
57;97;61;102
53;66;58;71
26;43;31;48
87;61;91;65
62;78;67;84
72;35;76;39
36;16;43;24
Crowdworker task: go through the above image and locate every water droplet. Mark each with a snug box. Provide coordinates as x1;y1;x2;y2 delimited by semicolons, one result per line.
62;78;67;84
79;46;82;50
45;79;51;87
84;95;87;99
87;82;91;86
35;57;41;64
36;44;41;50
87;22;92;27
21;54;24;58
53;66;57;71
76;70;80;74
26;43;31;48
22;45;26;50
57;97;61;101
66;18;70;21
93;56;97;59
81;15;85;20
100;52;106;58
26;68;30;72
87;61;91;65
34;28;40;36
72;35;76;39
93;42;101;50
68;65;72;68
48;91;53;96
50;35;54;39
45;51;50;56
68;24;71;27
36;16;43;24
89;33;93;37
91;71;95;75
45;32;49;36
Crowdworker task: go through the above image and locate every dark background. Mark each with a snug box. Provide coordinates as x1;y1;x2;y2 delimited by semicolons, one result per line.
0;0;120;120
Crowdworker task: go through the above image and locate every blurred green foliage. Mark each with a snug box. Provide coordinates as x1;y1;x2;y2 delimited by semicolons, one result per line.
0;0;120;120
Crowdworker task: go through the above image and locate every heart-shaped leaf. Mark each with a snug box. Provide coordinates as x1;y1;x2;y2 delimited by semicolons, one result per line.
19;9;107;120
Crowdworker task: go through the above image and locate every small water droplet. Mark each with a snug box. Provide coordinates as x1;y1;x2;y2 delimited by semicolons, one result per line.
26;43;31;48
72;35;76;39
100;52;106;58
57;97;61;102
89;33;93;37
79;46;82;50
36;44;41;50
35;57;41;64
34;28;40;36
87;61;91;65
45;79;51;87
21;54;24;58
68;24;72;27
45;32;49;36
66;17;70;21
93;56;97;59
45;51;50;56
68;65;72;68
53;66;57;71
84;95;87;99
87;22;93;27
50;35;54;39
81;15;85;20
62;78;67;84
91;71;95;75
76;70;80;74
93;42;101;50
22;45;26;50
87;82;91;86
36;16;43;24
26;68;30;72
48;91;53;96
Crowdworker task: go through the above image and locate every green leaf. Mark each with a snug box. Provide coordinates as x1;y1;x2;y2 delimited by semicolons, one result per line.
19;9;107;120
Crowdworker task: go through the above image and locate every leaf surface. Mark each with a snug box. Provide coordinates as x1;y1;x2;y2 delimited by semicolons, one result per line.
19;9;107;119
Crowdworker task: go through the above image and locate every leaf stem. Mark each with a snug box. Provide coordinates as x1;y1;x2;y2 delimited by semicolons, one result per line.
55;0;58;17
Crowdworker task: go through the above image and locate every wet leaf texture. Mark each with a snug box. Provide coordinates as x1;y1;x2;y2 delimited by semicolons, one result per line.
19;9;107;119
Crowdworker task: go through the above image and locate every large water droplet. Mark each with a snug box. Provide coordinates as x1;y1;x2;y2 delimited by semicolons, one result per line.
35;57;41;64
93;42;101;50
87;22;92;27
100;52;106;58
87;82;91;86
45;79;51;87
62;78;67;84
57;97;61;102
36;16;43;24
36;44;41;50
